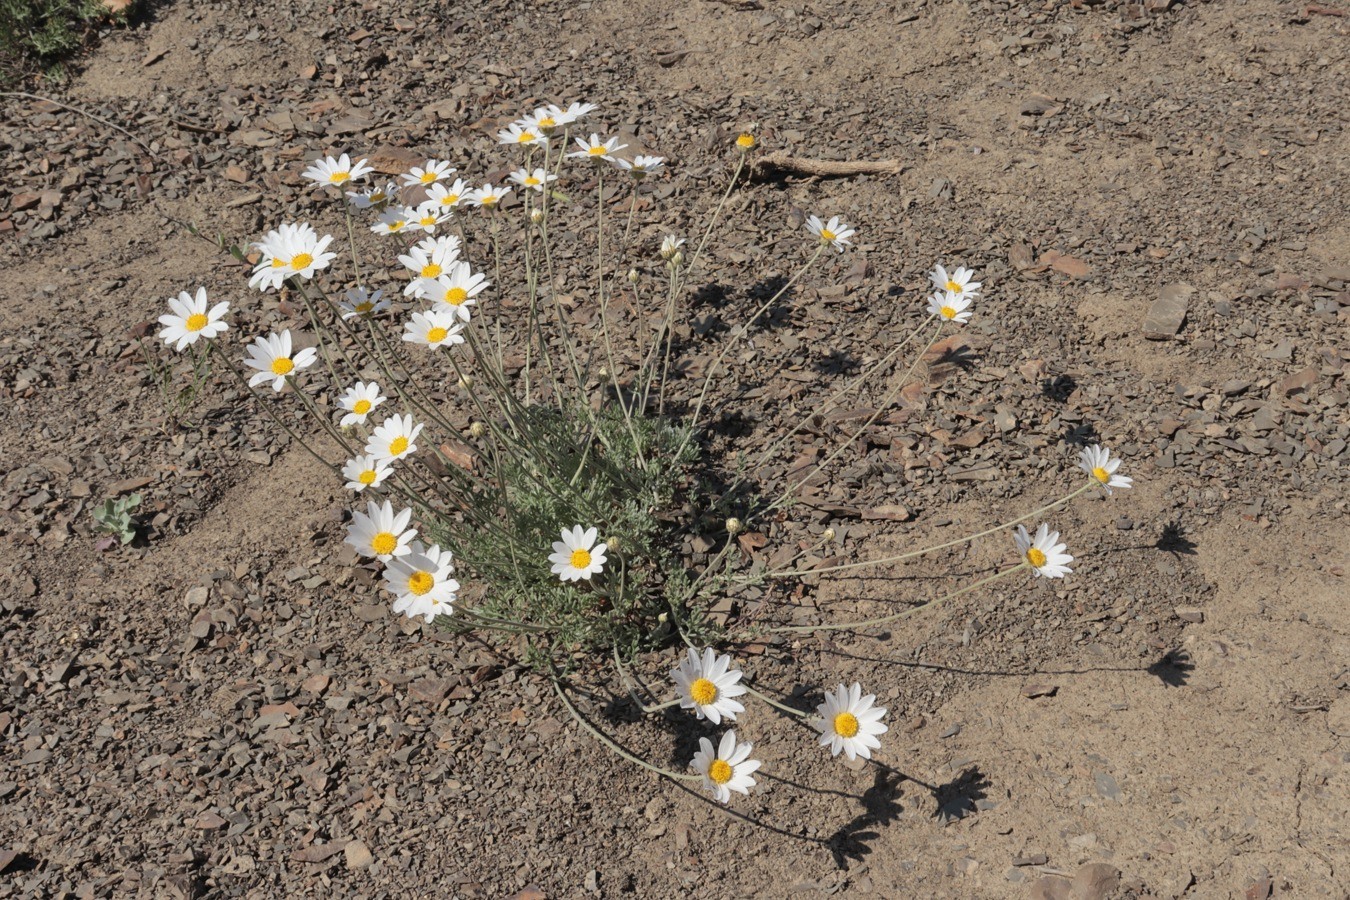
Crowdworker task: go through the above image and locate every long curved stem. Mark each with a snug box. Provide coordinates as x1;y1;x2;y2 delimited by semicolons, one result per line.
551;676;701;781
772;564;1026;633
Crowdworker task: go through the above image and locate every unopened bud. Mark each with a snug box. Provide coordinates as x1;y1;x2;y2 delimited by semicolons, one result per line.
725;517;743;535
457;374;474;390
597;366;610;382
823;527;836;543
657;612;668;624
670;249;684;268
627;268;640;284
469;422;486;438
604;535;619;551
529;208;545;225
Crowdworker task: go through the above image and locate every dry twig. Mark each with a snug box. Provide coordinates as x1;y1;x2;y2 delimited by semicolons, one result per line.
750;151;904;181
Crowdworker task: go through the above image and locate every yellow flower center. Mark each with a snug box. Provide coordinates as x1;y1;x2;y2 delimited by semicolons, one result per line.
1026;548;1047;568
819;229;836;242
587;145;607;156
946;280;962;293
388;436;409;456
426;326;448;343
736;133;756;149
330;171;350;184
355;301;374;314
443;287;468;306
185;313;209;332
440;194;458;206
419;171;437;184
290;252;314;271
481;195;499;206
538;116;556;128
388;220;406;231
689;678;718;706
371;532;397;556
420;215;437;226
271;257;288;269
421;263;442;279
569;548;592;570
833;712;860;738
518;132;534;143
353;399;372;415
371;190;388;203
358;469;377;485
1092;466;1110;483
270;357;294;376
708;759;733;785
940;305;957;320
525;176;540;186
407;571;434;595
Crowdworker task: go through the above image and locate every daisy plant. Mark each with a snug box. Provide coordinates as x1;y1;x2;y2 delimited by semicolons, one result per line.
164;102;1138;806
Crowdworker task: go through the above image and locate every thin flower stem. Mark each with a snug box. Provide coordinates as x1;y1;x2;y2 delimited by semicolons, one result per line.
610;644;681;714
766;482;1095;579
343;207;365;290
623;186;638;245
764;318;942;514
686;152;745;277
208;342;339;476
732;314;935;496
593;168;646;465
772;564;1026;633
678;533;737;607
676;243;826;459
550;675;702;782
743;684;812;719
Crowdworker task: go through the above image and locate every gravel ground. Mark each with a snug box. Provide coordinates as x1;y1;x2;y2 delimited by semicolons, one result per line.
1;0;1347;897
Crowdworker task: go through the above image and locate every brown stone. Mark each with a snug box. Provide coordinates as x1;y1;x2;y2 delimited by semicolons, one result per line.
1143;283;1194;340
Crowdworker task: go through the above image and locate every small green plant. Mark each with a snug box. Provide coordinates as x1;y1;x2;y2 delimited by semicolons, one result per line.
92;492;140;546
0;0;123;84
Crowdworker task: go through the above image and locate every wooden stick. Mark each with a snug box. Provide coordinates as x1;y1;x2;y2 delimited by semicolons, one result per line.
751;151;904;180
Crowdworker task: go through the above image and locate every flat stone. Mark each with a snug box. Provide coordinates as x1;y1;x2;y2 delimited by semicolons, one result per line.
1071;862;1121;900
1028;875;1073;900
1093;772;1122;802
1143;283;1194;340
1174;607;1204;623
344;840;373;870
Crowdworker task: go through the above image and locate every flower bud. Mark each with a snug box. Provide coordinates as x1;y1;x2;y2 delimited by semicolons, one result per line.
597;366;610;382
626;268;640;285
457;374;474;390
604;535;619;551
823;528;836;543
725;517;743;535
469;422;486;438
529;208;545;225
670;249;684;268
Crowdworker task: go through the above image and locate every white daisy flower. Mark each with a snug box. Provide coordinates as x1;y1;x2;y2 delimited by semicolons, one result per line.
409;200;448;234
338;380;386;427
427;178;470;211
691;730;760;805
397;241;461;297
413;233;463;262
427;262;489;322
465;184;511;209
497;122;548;148
568;134;627;162
385;542;460;622
371;207;416;235
365;413;423;463
342;454;394;492
804;214;855;253
344;499;416;562
1015;524;1073;579
671;647;747;725
346;180;397;209
241;330;317;392
1079;444;1133;494
930;264;981;301
403;309;465;351
248;223;337;291
813;683;888;761
548;525;608;582
660;235;685;261
338;286;389;321
522;106;564;135
301;153;374;187
555;100;598;125
926;290;973;324
401;159;456;187
157;287;229;351
614;154;665;179
508;167;557;193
